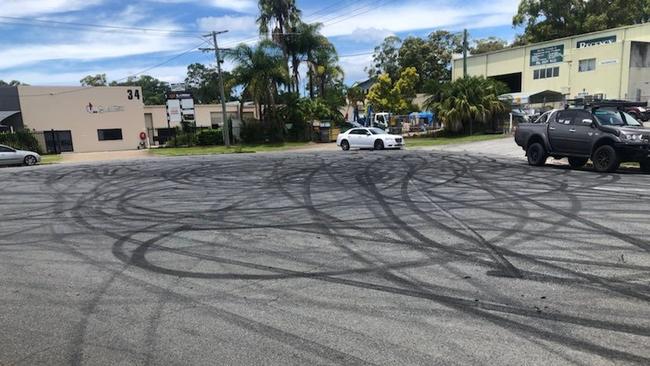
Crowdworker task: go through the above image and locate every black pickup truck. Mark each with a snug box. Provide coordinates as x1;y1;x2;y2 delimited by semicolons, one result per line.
515;104;650;173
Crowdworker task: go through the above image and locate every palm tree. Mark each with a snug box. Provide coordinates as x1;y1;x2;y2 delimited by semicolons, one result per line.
312;41;344;98
227;40;289;125
257;0;301;91
425;76;507;134
285;21;324;96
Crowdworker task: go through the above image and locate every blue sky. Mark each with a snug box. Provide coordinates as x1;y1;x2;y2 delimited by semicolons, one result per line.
0;0;522;87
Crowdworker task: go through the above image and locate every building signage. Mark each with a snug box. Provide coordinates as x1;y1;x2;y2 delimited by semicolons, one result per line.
166;99;182;124
600;59;619;65
85;102;124;114
577;35;616;49
530;45;564;66
165;92;195;124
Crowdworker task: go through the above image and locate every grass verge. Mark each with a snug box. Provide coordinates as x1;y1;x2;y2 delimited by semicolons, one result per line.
149;142;314;157
405;134;510;148
41;155;63;165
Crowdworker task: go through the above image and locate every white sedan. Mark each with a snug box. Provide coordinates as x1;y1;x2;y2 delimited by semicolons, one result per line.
336;127;404;151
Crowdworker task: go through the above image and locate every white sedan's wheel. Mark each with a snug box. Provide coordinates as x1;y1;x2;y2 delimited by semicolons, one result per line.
341;140;350;151
373;140;384;150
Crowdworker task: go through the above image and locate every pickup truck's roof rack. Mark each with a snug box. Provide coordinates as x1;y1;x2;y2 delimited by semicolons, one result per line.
566;98;648;109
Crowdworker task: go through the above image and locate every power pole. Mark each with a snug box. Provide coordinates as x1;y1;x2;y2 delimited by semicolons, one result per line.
202;30;230;146
463;28;468;79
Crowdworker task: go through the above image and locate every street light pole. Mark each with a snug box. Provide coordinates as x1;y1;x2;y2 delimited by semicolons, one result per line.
203;30;230;147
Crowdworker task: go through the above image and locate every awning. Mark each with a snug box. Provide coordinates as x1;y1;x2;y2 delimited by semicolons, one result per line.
0;110;20;124
499;90;564;105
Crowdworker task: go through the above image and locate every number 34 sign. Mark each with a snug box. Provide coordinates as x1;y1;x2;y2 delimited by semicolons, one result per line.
127;89;141;100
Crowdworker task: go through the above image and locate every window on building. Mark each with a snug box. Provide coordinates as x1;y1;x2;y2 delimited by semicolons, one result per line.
578;58;596;72
533;67;560;80
97;129;123;141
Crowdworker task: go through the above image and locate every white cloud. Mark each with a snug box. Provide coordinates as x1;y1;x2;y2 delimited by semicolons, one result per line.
339;54;373;84
321;0;519;37
0;65;191;86
1;0;103;17
147;0;256;12
0;31;196;69
333;28;395;44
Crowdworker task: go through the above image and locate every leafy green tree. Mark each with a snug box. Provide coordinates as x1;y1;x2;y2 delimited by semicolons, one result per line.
425;76;508;134
471;37;508;54
184;63;236;104
513;0;650;44
396;31;462;92
80;74;107;86
392;67;418;113
109;75;169;105
366;35;402;81
366;67;419;114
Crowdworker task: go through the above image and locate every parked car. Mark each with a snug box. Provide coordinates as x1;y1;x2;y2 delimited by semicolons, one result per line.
336;127;404;151
515;105;650;173
0;144;41;166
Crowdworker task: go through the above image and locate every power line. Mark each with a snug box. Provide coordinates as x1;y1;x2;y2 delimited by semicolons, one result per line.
0;16;202;35
319;0;396;26
12;40;208;98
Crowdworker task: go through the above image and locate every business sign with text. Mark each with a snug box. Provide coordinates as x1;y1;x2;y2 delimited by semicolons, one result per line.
577;35;616;49
530;45;564;66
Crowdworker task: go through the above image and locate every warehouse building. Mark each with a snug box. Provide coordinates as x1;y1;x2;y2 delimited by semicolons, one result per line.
0;85;257;153
452;22;650;104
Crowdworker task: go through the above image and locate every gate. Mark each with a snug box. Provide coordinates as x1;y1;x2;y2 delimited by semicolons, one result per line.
44;130;74;153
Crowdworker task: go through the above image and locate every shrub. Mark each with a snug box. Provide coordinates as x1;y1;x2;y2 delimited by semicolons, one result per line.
197;129;224;146
166;132;197;147
240;120;265;143
0;130;43;154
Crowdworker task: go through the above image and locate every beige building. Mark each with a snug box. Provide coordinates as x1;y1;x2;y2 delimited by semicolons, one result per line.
0;85;258;153
143;102;257;146
452;22;650;103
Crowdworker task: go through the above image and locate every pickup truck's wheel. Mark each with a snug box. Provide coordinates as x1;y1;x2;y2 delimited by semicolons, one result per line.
527;143;547;166
640;160;650;173
568;157;588;169
592;145;620;173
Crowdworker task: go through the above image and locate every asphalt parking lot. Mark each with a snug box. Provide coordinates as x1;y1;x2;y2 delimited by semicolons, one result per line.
1;150;649;365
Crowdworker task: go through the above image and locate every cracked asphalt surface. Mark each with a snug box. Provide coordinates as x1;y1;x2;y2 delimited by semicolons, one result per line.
1;149;650;365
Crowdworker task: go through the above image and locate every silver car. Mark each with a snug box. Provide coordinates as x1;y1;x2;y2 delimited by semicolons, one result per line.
0;144;41;166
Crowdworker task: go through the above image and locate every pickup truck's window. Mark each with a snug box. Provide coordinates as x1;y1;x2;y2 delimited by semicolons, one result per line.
593;110;642;126
555;110;573;125
571;110;593;125
535;112;550;124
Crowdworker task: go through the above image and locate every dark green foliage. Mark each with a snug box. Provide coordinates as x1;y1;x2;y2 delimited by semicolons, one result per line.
197;129;224;146
240;119;285;143
185;63;236;104
166;132;197;147
0;130;42;154
513;0;650;44
109;75;170;105
425;76;509;134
